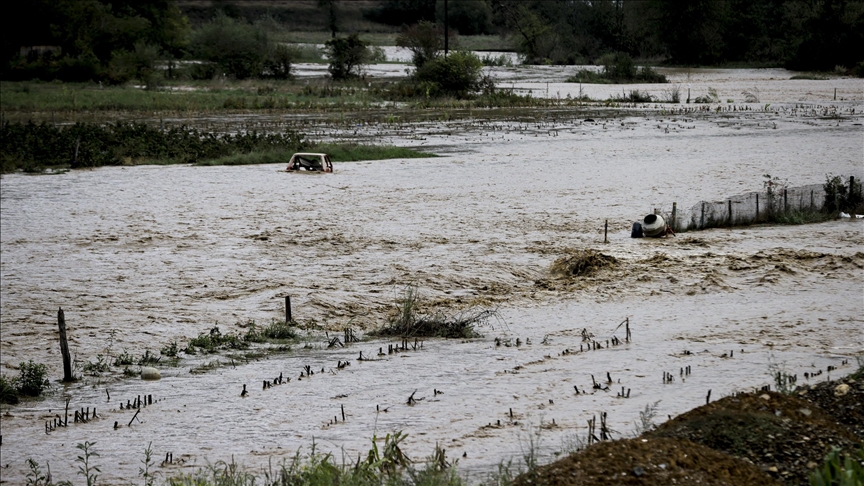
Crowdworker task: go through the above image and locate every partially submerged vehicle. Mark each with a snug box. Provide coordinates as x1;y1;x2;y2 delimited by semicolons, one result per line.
285;153;333;173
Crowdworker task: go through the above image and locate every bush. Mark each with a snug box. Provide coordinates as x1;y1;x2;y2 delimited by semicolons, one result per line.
596;53;667;83
324;34;371;80
0;374;18;404
413;51;486;97
16;360;49;397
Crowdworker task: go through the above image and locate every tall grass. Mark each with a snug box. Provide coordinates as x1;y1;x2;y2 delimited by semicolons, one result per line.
166;432;466;486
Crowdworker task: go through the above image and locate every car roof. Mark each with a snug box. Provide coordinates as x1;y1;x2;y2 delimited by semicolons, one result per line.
292;153;328;157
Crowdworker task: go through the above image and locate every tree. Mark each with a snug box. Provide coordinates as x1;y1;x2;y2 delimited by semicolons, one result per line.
435;0;493;35
364;0;436;26
324;34;370;79
319;0;339;38
397;22;445;68
652;0;729;64
1;0;190;81
190;15;270;79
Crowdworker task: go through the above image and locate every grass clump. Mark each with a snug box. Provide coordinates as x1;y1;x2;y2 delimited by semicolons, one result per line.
550;249;618;277
374;285;496;339
243;319;297;343
167;431;464;486
185;327;249;354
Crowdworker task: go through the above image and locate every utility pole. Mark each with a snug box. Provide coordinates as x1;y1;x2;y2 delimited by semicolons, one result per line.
444;0;449;55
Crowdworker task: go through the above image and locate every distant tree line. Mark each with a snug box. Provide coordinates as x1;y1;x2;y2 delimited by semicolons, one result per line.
370;0;862;71
2;0;862;83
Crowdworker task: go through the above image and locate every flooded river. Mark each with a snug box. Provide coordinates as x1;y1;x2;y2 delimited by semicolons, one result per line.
1;68;862;484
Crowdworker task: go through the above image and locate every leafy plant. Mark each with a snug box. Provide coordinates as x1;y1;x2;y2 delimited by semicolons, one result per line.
114;349;134;366
809;446;864;486
160;341;179;358
17;360;49;397
25;458;49;486
634;400;662;435
140;441;156;486
76;441;101;486
82;355;110;375
137;349;160;366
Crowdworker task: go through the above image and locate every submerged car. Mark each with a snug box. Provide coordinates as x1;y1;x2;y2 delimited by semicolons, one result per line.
285;153;333;173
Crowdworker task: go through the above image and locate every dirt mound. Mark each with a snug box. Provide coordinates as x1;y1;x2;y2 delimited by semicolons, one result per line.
649;391;860;485
512;437;779;486
550;249;618;277
796;368;864;439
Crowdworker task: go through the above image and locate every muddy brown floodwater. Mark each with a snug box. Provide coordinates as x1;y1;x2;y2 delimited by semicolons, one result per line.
1;69;862;484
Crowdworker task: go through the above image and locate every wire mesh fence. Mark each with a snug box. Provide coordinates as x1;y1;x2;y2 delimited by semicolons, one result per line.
670;183;827;231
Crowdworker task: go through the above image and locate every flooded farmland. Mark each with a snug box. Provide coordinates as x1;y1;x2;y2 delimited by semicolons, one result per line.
1;68;863;484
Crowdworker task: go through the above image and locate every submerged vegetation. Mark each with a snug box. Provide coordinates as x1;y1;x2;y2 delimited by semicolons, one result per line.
566;53;667;85
374;285;497;339
0;120;434;173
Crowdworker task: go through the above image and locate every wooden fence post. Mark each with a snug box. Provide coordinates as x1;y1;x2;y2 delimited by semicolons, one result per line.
671;202;677;231
728;200;733;226
58;308;73;382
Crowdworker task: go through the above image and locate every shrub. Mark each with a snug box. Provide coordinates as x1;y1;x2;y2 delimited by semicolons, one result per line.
413;51;486;98
17;360;49;397
324;34;371;80
0;374;18;404
600;52;636;80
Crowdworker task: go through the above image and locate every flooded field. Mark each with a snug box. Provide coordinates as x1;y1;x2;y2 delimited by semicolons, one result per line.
1;68;863;484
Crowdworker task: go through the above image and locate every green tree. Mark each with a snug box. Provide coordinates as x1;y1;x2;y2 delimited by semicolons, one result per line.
324;34;370;79
190;15;270;79
652;0;729;65
436;0;493;35
397;22;445;68
364;0;436;26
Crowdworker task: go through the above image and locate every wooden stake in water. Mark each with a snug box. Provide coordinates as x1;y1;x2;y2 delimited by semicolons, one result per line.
58;308;73;382
671;202;677;231
604;220;608;243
